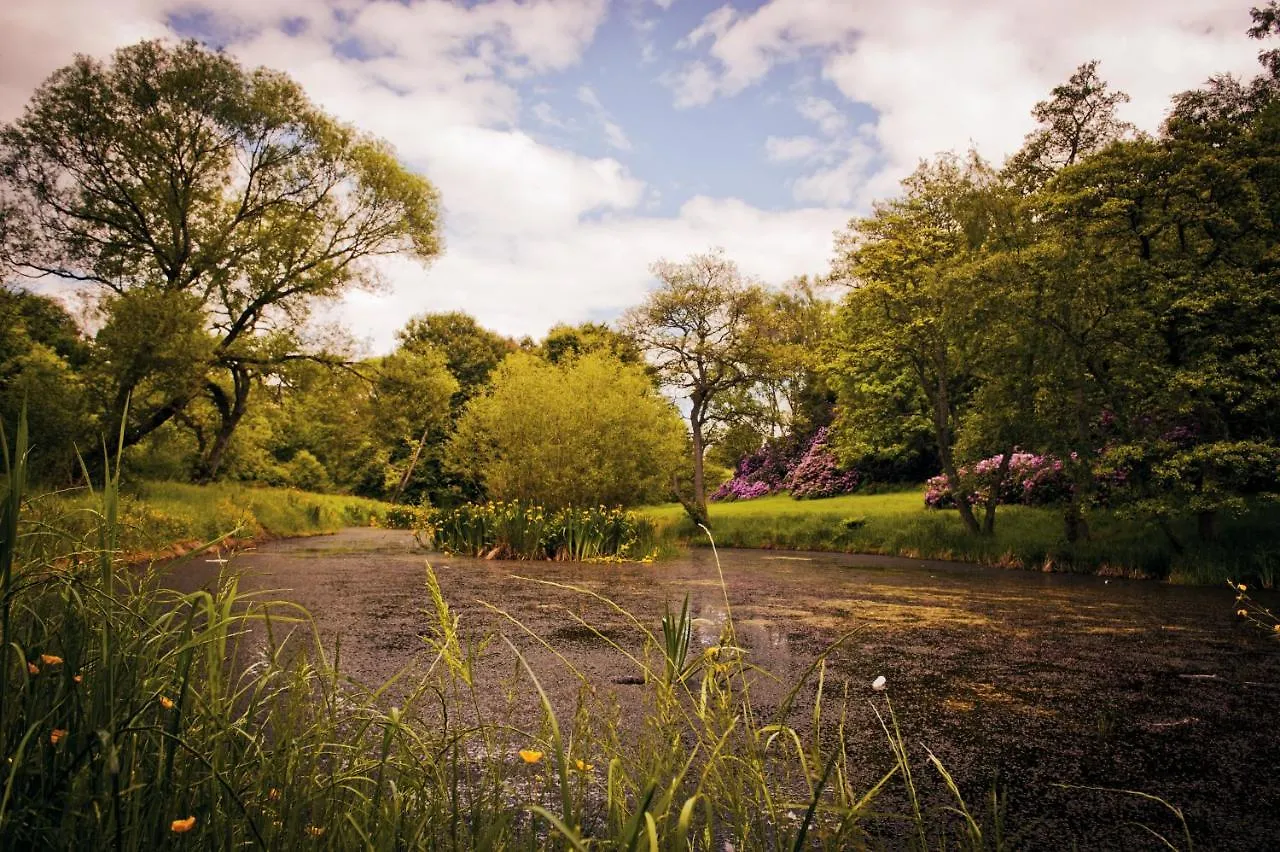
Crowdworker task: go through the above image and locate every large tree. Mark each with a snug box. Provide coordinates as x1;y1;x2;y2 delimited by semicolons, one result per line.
0;39;441;479
622;250;769;523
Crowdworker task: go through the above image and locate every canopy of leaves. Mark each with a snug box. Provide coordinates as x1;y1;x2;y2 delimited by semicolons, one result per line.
447;352;685;509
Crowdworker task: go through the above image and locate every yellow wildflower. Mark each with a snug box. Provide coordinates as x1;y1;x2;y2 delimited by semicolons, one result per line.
574;759;594;772
268;788;281;801
50;729;67;745
27;663;39;676
160;696;175;710
518;749;544;764
1238;609;1249;617
73;674;82;684
41;654;63;666
305;825;325;837
171;816;196;833
1239;584;1248;592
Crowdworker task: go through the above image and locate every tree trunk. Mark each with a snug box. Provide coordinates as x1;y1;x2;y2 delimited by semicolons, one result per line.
691;420;707;517
194;367;251;483
1063;494;1090;544
391;424;432;504
981;450;1014;536
1197;509;1217;542
931;373;981;535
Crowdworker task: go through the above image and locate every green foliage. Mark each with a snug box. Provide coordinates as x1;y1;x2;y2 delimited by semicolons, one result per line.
540;321;647;369
398;311;516;408
422;501;666;561
0;39;442;476
448;352;685;509
0;289;92;482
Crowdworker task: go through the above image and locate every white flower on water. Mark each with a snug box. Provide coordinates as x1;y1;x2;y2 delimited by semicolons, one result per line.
871;675;887;691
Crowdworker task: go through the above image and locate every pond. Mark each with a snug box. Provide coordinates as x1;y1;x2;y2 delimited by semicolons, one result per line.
167;528;1280;850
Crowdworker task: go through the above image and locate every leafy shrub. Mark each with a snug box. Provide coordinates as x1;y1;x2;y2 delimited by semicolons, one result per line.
448;352;685;508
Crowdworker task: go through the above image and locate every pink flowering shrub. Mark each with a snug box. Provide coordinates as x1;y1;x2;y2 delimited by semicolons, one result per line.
924;452;1075;509
786;428;861;499
711;428;861;502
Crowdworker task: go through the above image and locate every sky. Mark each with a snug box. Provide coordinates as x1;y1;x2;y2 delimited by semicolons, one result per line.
0;0;1266;353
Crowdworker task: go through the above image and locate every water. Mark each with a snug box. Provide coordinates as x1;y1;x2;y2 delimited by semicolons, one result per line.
167;529;1280;850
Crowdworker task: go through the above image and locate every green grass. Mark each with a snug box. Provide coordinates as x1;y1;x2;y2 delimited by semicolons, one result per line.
17;479;393;563
642;491;1280;585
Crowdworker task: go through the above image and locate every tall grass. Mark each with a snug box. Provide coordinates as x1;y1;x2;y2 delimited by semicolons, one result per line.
16;479;392;564
644;492;1280;585
0;416;1195;848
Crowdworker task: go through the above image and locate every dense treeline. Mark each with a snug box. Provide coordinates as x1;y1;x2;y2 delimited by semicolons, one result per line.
3;7;1279;551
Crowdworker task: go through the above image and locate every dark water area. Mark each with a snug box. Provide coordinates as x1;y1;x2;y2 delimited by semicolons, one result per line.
167;529;1280;850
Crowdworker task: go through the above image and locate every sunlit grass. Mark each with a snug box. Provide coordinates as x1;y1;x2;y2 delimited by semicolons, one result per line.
641;491;1280;584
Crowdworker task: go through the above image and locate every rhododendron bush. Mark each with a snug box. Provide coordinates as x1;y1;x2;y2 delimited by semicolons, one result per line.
924;452;1074;509
711;428;860;501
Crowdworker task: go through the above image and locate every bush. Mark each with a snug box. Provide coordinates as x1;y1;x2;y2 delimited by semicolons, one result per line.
448;352;685;508
711;428;860;502
925;452;1074;509
787;427;861;499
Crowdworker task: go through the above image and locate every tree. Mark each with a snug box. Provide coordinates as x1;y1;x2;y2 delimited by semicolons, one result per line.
540;321;648;370
1003;60;1133;191
0;288;91;481
621;250;770;523
0;39;441;479
370;348;458;503
829;155;999;535
447;352;685;509
397;312;515;409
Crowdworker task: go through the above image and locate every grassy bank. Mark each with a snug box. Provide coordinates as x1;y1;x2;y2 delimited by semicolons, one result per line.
643;491;1280;586
19;479;392;562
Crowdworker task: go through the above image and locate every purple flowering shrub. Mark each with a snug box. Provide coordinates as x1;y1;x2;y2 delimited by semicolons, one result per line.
711;428;861;502
787;428;861;499
710;434;804;501
924;452;1075;509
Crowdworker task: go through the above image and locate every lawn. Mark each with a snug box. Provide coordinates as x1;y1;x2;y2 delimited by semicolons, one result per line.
641;490;1280;585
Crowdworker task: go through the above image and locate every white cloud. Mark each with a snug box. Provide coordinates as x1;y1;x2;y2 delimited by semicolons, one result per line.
671;0;1263;209
603;121;633;151
765;135;821;161
3;0;845;353
680;5;737;49
796;96;847;137
577;84;632;151
532;101;569;128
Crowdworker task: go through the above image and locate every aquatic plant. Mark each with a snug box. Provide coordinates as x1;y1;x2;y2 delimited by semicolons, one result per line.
419;501;662;561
